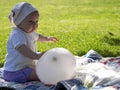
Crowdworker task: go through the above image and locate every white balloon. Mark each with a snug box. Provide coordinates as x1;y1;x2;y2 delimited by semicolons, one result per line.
36;48;76;85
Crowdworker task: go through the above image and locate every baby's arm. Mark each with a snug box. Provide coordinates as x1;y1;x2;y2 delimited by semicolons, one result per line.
17;44;44;60
37;34;58;43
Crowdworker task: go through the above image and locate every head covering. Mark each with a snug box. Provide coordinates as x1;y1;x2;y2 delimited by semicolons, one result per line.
9;2;38;26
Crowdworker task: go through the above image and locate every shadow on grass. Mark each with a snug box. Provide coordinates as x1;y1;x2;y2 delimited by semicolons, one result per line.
102;36;120;46
76;48;120;57
98;49;119;57
99;35;120;56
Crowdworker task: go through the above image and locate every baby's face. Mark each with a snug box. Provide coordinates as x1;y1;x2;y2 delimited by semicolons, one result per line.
18;11;39;33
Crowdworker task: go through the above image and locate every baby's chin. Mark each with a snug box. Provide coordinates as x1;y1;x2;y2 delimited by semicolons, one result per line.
27;29;36;33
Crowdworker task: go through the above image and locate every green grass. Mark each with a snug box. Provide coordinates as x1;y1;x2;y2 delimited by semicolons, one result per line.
0;0;120;67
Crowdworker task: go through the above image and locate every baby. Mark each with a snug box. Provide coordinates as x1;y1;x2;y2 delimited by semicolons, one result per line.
3;2;58;83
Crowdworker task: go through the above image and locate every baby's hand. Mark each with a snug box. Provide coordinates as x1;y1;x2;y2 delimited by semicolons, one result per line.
48;37;58;43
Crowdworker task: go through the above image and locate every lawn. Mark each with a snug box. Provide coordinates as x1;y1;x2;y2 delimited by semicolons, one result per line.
0;0;120;67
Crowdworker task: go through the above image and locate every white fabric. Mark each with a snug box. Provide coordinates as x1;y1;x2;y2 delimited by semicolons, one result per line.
75;57;120;87
4;27;39;71
10;2;37;25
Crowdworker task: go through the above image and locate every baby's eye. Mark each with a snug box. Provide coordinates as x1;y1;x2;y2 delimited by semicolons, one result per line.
28;20;38;25
29;20;35;24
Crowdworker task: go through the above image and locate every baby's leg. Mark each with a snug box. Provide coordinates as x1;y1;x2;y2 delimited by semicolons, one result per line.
27;67;40;81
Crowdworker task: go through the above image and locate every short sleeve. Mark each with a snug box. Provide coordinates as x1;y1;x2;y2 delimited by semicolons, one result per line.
31;32;39;41
11;31;27;49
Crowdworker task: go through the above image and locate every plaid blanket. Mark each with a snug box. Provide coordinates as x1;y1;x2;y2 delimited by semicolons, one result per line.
1;50;120;90
75;56;120;90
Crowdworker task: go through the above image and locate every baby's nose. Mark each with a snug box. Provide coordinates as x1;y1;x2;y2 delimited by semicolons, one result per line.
33;24;38;30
